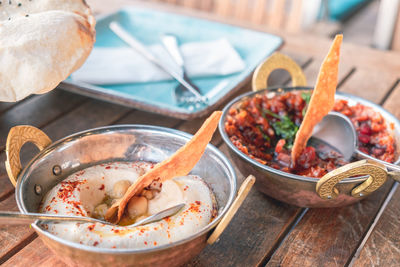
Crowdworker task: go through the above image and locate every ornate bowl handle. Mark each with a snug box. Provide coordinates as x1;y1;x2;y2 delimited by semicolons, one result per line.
316;159;389;199
207;175;255;245
252;52;307;92
5;125;52;187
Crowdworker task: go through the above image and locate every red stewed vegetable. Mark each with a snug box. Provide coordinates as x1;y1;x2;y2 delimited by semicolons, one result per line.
225;91;396;178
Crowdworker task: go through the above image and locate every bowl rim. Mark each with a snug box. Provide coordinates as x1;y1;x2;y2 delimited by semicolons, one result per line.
15;124;237;254
219;86;400;184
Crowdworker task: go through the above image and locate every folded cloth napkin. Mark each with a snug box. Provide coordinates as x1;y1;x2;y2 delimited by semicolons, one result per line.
70;38;245;85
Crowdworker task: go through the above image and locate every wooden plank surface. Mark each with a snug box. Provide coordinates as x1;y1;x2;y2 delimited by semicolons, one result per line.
0;194;36;265
352;184;400;267
2;1;400;267
266;73;400;266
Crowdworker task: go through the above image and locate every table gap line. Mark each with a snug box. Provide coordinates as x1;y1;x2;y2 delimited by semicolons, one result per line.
0;95;36;117
346;182;399;267
0;189;14;203
258;208;308;266
283;58;313;87
379;79;400;106
337;67;356;89
111;109;139;124
0;230;38;265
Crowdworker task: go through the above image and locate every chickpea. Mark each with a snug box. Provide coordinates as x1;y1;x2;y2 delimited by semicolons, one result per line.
127;196;148;218
148;180;162;191
140;189;154;200
93;203;108;219
110;180;131;199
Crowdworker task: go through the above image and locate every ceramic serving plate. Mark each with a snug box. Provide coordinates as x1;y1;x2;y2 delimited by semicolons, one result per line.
60;7;283;119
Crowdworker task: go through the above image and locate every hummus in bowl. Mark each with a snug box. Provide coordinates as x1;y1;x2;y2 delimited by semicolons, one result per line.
40;161;217;249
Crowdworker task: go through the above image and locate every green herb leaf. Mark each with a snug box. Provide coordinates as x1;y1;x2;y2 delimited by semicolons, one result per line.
301;91;312;116
262;108;281;119
271;116;298;148
262;108;299;148
257;125;270;142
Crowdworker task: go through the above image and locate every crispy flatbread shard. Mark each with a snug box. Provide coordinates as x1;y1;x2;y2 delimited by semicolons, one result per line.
0;0;95;102
291;34;343;165
105;111;222;224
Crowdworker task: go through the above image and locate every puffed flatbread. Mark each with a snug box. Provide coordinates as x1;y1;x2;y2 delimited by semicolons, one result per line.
0;0;95;101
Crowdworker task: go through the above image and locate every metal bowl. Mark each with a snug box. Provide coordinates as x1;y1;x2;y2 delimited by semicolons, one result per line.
219;86;400;208
6;125;237;266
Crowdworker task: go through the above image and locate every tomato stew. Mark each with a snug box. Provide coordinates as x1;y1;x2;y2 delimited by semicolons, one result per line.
225;91;396;178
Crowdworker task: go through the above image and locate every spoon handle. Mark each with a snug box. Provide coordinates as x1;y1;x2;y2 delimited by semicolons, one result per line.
355;149;400;181
0;212;112;226
130;203;185;227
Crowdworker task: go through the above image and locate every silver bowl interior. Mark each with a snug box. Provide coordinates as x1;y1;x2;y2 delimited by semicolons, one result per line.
15;125;237;254
219;86;400;184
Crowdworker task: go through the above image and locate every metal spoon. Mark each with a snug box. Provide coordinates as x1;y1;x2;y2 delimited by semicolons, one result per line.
0;203;185;227
160;34;208;106
311;112;400;172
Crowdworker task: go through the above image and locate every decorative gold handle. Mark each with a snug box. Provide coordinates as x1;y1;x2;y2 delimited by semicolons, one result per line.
252;52;307;92
207;175;255;245
5;125;52;187
316;160;388;199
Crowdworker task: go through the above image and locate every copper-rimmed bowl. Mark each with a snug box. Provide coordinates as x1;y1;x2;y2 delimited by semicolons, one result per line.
6;125;239;266
219;86;400;208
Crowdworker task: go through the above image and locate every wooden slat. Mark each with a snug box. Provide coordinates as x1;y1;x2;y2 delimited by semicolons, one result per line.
214;0;231;17
234;0;249;21
114;109;182;127
267;181;395;266
391;8;400;51
301;58;355;88
2;239;64;267
251;0;267;25
352;184;400;266
286;0;303;33
199;0;213;11
0;194;36;264
268;0;286;30
351;84;400;266
182;0;197;9
338;67;398;104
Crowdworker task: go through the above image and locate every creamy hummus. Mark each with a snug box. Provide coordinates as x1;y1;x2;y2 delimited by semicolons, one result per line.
40;162;216;248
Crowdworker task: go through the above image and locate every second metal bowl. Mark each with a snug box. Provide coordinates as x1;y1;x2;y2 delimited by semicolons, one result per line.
219;86;400;208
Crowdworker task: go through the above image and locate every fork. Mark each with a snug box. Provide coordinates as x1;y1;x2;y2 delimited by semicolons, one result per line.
109;22;206;106
160;34;208;106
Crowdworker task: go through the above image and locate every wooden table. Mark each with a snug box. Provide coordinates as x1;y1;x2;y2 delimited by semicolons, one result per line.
1;2;400;266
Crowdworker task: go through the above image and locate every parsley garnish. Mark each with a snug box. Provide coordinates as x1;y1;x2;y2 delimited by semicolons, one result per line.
301;91;312;116
257;125;270;142
262;109;299;148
